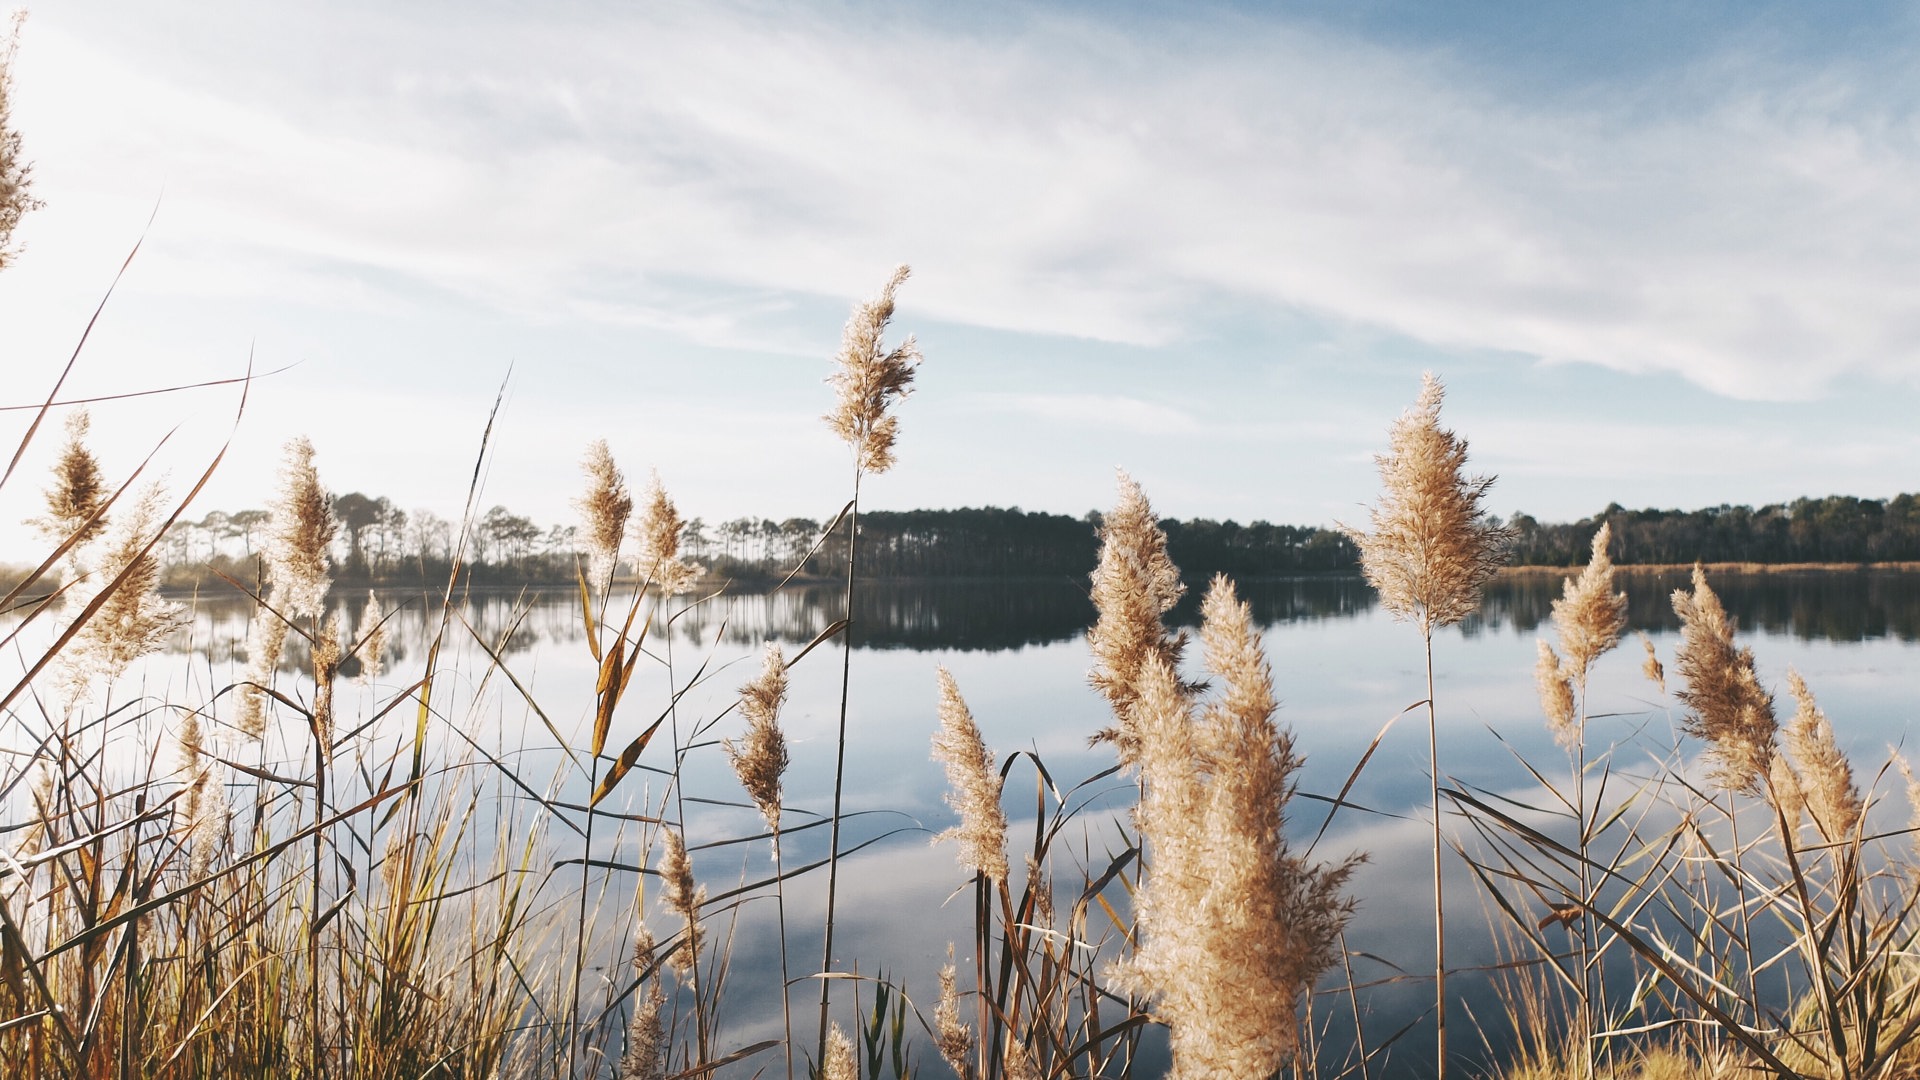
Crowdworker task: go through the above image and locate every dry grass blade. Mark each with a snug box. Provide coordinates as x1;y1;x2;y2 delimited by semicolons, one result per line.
593;716;668;808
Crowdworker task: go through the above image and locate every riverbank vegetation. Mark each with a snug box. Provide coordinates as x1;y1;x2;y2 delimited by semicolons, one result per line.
9;29;1920;1080
110;491;1920;593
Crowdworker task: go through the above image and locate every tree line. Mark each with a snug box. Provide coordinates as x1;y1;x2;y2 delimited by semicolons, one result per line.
151;490;1920;590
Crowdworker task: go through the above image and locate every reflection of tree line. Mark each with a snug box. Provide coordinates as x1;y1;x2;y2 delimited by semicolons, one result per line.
1468;570;1920;643
165;570;1919;668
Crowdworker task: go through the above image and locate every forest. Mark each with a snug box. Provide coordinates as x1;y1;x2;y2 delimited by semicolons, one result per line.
139;491;1920;589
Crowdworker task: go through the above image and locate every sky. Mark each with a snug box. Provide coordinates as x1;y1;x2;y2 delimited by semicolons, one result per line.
4;0;1920;554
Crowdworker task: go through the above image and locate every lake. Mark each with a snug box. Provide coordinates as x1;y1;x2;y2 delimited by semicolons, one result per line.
25;568;1920;1076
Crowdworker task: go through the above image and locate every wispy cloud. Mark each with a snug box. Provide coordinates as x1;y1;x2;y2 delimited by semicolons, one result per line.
13;4;1920;401
976;392;1202;436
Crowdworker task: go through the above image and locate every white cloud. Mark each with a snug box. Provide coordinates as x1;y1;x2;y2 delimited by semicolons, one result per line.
975;391;1202;436
6;0;1920;506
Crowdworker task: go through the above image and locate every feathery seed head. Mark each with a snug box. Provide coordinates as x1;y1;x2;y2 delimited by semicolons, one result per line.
1551;523;1628;685
1639;632;1666;695
0;13;42;273
724;644;789;831
931;667;1009;882
1897;756;1920;860
934;946;974;1078
178;712;224;878
1535;640;1578;749
576;440;632;591
636;471;698;595
659;830;705;980
312;611;344;759
1345;373;1514;635
56;483;187;700
1114;578;1358;1078
238;606;288;739
825;264;920;475
1087;472;1190;756
618;922;666;1080
1671;567;1777;794
36;410;107;547
1769;751;1806;836
266;437;335;620
822;1024;857;1080
357;591;387;685
1783;669;1860;842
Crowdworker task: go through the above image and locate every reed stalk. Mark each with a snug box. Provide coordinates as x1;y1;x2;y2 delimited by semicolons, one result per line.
1345;373;1512;1080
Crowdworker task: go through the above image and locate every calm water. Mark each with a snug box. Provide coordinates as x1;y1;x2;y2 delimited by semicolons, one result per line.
26;569;1920;1076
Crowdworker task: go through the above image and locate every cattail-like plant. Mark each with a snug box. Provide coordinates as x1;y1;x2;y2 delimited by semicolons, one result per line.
1670;567;1777;797
55;483;186;700
934;947;974;1078
723;644;794;1080
1345;372;1511;1080
1531;522;1628;1076
33;411;107;549
659;830;705;983
817;265;921;1057
265;436;336;622
1639;632;1666;694
1086;471;1189;758
930;667;1009;884
357;590;387;686
1782;670;1860;843
577;439;633;593
0;12;42;272
618;924;666;1080
823;264;920;476
636;470;698;595
237;606;288;739
1112;576;1358;1080
822;1023;857;1080
725;645;790;833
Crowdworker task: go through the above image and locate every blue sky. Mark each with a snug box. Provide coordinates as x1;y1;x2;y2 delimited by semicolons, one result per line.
4;0;1919;551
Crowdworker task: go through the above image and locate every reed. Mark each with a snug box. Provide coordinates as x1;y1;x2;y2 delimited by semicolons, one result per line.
1346;372;1514;1080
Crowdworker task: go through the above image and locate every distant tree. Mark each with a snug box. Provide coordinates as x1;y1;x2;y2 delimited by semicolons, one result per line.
333;492;384;572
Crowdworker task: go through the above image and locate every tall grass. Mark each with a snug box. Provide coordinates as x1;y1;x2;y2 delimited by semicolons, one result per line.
5;53;1918;1072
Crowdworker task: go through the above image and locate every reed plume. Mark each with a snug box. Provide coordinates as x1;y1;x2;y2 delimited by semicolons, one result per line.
1782;669;1860;842
357;590;387;685
1640;632;1666;694
1087;472;1189;756
934;946;973;1077
659;830;705;981
724;644;789;832
0;12;41;272
1114;576;1358;1079
1551;523;1628;687
311;611;343;759
1345;372;1509;1080
822;1023;857;1080
238;607;288;739
636;470;697;595
1345;373;1514;635
618;924;666;1080
266;436;336;621
815;265;922;1058
930;668;1009;883
576;439;632;592
177;710;223;879
1770;751;1807;835
33;410;106;547
1671;568;1777;795
56;483;187;699
824;264;920;475
1535;640;1578;748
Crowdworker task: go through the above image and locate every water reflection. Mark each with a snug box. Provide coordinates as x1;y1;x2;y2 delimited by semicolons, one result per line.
164;569;1920;667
